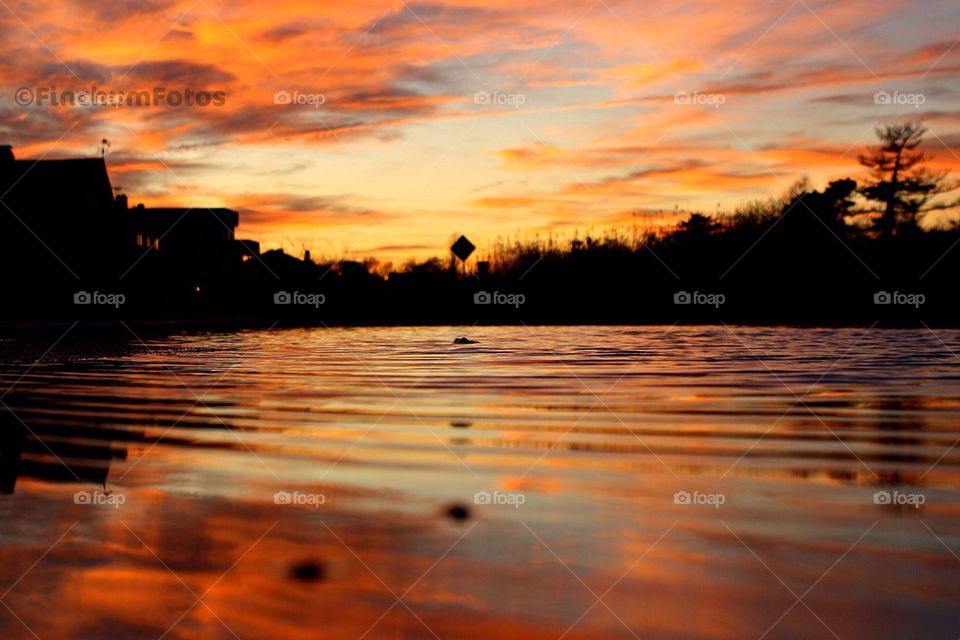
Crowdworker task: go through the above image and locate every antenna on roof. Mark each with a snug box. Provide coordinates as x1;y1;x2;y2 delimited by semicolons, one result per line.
99;138;110;158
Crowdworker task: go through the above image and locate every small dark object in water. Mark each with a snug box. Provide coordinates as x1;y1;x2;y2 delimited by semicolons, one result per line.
445;503;471;521
453;337;478;344
289;560;326;582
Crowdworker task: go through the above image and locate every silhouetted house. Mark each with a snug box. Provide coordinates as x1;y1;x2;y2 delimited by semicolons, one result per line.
236;239;261;262
129;206;237;254
256;248;319;276
0;148;118;282
0;145;258;287
0;154;114;217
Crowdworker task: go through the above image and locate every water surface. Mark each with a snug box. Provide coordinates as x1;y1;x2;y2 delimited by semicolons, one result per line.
0;326;958;639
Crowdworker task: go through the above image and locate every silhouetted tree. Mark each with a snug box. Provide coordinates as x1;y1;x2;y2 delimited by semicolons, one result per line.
403;257;447;273
823;179;859;227
787;178;858;233
677;212;720;236
858;122;943;237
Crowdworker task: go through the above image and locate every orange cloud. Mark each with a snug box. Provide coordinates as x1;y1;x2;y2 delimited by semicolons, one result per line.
0;0;956;260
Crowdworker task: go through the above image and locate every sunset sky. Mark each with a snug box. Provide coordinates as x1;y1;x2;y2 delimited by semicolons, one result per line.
2;0;959;263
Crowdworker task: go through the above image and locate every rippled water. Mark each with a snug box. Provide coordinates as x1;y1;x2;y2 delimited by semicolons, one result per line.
0;325;958;639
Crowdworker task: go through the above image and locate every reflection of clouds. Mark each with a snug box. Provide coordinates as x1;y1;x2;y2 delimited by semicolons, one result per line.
0;487;601;638
0;327;959;637
4;481;955;639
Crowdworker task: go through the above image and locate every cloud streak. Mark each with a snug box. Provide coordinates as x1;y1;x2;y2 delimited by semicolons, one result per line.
0;0;957;260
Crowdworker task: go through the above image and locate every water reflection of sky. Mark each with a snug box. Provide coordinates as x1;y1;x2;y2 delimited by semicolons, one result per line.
0;326;959;638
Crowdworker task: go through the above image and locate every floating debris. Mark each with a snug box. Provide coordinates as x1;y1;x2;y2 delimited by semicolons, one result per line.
444;503;471;521
289;560;326;582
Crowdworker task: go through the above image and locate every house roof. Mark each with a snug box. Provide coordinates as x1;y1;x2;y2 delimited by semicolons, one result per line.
0;155;240;230
0;158;114;216
134;207;239;228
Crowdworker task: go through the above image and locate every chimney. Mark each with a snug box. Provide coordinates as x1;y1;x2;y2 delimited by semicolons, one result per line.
115;193;128;210
304;250;311;263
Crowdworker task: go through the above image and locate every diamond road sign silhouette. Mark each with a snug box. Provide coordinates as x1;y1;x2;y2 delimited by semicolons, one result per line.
450;235;475;262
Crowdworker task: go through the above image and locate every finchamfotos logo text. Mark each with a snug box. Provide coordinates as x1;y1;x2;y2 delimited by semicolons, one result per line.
16;86;226;108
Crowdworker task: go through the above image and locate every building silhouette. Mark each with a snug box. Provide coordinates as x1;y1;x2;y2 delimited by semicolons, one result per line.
0;145;260;313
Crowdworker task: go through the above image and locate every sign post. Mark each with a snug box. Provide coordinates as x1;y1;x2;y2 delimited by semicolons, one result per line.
450;235;476;277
